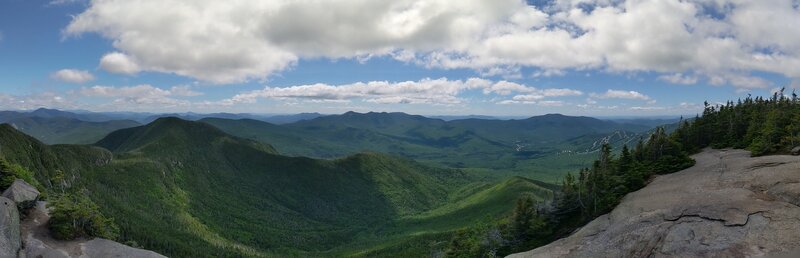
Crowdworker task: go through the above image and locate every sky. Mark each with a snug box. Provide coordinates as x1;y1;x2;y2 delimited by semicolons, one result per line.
0;0;798;116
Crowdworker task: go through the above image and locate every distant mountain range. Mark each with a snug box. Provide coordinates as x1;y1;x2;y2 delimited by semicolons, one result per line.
0;109;140;144
0;107;682;257
201;112;659;181
0;108;673;181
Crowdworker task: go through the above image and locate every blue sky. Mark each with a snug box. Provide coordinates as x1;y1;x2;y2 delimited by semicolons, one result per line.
0;0;798;116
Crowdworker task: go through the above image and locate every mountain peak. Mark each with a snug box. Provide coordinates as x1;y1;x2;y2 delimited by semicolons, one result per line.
96;117;275;154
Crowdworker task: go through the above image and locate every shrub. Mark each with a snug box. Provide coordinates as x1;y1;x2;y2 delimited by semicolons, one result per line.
0;158;42;190
47;192;119;240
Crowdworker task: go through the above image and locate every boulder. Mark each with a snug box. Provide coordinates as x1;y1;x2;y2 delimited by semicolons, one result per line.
509;149;800;258
0;196;21;257
2;179;40;206
791;146;800;155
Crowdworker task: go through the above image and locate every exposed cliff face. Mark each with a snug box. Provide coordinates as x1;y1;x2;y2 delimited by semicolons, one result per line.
510;149;800;258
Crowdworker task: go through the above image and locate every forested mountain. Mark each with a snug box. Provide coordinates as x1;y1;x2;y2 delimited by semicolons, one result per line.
0;117;557;257
202;112;653;183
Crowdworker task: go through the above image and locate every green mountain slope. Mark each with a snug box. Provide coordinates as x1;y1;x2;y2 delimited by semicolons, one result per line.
201;112;651;183
0;118;556;257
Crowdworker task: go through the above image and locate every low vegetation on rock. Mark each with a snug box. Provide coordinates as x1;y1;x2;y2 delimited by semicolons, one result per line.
47;192;119;241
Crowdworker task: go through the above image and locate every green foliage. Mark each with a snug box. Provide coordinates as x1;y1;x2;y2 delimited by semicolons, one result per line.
0;158;42;190
673;89;800;156
442;195;554;258
48;192;119;240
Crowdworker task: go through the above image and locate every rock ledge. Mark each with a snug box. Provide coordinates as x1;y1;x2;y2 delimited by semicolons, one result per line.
509;149;800;258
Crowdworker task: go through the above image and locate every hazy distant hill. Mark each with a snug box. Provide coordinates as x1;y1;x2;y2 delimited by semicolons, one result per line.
427;115;499;121
260;112;326;124
0;108;140;144
5;116;139;144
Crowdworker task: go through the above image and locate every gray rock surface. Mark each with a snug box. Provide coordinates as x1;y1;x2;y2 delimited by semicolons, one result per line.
21;201;167;258
2;179;40;205
82;238;165;258
791;146;800;155
0;196;20;258
509;149;800;258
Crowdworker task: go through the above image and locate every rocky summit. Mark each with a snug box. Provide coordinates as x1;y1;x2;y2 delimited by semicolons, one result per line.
510;149;800;258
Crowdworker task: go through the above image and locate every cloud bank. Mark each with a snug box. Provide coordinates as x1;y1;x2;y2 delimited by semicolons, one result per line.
64;0;800;87
226;77;581;106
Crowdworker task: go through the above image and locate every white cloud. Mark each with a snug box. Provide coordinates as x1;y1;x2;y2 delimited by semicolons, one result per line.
229;78;488;105
538;100;564;107
51;69;95;84
482;81;531;95
481;81;583;97
80;84;202;107
725;74;771;90
99;52;140;75
48;0;85;6
590;89;651;100
658;73;698;85
227;77;580;106
64;0;800;86
497;99;565;106
512;94;545;102
0;92;77;110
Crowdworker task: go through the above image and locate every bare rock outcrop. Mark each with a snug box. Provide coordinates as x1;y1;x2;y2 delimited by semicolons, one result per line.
0;197;20;257
509;149;800;258
2;180;40;207
21;201;166;258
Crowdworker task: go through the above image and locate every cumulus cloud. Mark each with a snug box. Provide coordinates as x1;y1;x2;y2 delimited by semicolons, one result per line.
229;78;488;105
99;52;140;75
64;0;800;86
227;77;580;105
590;90;651;101
51;69;95;84
482;81;583;97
